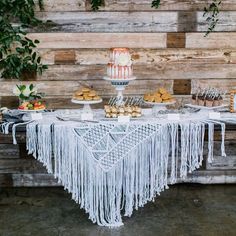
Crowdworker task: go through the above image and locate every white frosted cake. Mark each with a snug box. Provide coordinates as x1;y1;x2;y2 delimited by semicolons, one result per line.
107;48;133;79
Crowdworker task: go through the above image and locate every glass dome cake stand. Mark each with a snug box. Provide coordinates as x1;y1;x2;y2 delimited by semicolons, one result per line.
103;76;136;106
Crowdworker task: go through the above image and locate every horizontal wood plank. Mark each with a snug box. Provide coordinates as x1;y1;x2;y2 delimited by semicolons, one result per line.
0;159;47;174
192;79;236;93
35;0;236;12
32;63;236;80
0;145;19;159
0;79;173;96
1;170;236;187
30;11;236;33
39;48;234;65
28;33;167;49
0;173;59;187
186;33;236;49
35;11;178;32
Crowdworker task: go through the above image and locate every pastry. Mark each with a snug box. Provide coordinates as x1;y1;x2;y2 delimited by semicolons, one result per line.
73;88;101;101
144;88;174;103
159;88;167;95
104;105;142;118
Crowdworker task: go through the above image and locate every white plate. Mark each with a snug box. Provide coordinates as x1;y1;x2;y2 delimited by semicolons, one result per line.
18;108;45;112
71;99;103;105
144;101;176;106
185;104;228;110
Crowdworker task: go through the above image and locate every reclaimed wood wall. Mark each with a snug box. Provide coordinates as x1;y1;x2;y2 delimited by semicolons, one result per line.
1;0;236;108
1;0;236;186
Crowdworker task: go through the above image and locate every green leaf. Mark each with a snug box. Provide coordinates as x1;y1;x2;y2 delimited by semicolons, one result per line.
151;0;160;9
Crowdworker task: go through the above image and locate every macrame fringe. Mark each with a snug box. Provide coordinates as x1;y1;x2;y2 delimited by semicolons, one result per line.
26;120;226;227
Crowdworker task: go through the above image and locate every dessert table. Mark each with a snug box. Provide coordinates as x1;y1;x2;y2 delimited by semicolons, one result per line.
1;109;234;227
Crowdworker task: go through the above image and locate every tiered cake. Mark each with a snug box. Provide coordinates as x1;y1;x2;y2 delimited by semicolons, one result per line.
103;48;136;105
106;48;134;80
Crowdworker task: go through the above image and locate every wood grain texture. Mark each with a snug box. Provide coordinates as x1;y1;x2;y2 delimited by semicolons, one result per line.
0;145;19;159
191;79;236;93
173;79;191;95
35;11;178;32
36;63;236;80
0;159;47;174
32;11;236;33
167;33;185;48
186;33;236;49
28;33;167;49
38;48;235;65
0;79;174;96
35;0;236;12
0;173;59;187
54;50;76;64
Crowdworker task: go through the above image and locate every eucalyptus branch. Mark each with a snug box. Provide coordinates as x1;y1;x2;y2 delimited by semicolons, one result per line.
203;0;221;36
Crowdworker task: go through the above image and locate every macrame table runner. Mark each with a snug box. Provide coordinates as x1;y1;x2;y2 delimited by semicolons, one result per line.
1;110;228;227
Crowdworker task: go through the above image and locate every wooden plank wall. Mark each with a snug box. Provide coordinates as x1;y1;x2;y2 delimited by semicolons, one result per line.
1;0;236;108
1;0;236;186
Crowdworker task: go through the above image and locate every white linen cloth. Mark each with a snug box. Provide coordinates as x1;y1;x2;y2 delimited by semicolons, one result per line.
1;109;227;226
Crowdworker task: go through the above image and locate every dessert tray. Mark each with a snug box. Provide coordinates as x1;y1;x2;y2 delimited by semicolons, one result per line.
185;104;228;110
144;100;176;112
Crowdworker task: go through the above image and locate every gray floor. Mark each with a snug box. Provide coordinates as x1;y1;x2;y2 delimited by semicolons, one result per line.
0;184;235;236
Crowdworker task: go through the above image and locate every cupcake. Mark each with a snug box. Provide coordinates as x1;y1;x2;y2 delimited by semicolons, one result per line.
213;95;223;106
198;96;205;106
192;94;197;105
205;96;214;107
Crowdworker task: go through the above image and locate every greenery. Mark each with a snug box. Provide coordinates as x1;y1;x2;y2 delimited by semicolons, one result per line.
0;0;47;80
151;0;160;9
90;0;103;11
203;0;221;36
13;83;44;101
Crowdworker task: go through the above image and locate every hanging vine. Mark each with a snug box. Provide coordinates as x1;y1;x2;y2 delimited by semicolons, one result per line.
0;0;47;80
203;0;221;36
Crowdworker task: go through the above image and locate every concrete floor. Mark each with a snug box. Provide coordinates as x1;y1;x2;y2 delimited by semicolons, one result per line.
0;184;235;236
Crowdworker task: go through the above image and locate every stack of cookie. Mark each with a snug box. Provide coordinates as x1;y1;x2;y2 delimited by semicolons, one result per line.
73;88;101;101
144;88;174;103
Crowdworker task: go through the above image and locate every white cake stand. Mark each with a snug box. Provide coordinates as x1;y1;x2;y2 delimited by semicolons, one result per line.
144;101;176;116
71;99;103;113
103;76;136;105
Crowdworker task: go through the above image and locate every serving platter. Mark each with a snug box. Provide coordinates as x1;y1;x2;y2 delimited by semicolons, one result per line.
185;104;228;110
18;108;45;112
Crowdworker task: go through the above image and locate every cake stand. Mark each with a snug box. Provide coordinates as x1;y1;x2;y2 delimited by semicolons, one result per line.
103;76;136;105
144;101;176;116
71;99;103;113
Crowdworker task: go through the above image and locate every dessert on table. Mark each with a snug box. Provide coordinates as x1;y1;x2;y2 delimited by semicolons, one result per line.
104;105;142;118
104;96;142;119
143;88;175;104
191;88;225;107
73;87;101;101
103;48;136;106
18;100;46;111
107;48;134;80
